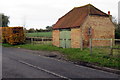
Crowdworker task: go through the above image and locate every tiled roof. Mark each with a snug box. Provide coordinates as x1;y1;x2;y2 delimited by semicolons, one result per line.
53;4;109;29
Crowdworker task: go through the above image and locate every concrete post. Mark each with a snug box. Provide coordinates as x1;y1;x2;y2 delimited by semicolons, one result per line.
0;14;2;27
118;1;120;24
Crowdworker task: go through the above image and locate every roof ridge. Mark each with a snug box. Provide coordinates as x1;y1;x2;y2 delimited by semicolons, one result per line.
53;4;109;29
61;4;93;19
73;4;93;9
73;4;108;16
89;4;109;16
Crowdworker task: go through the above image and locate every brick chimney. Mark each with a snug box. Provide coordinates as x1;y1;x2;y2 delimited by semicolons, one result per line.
108;11;110;15
108;11;112;20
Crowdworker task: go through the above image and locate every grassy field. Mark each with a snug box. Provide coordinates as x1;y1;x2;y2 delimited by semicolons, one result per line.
26;32;52;37
2;43;120;69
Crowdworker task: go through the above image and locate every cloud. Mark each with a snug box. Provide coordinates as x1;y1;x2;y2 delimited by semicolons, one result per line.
0;0;119;29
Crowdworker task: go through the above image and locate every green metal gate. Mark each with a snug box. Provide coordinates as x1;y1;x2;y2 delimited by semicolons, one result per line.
60;29;71;48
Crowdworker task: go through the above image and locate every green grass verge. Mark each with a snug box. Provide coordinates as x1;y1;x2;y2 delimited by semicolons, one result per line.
26;32;52;37
2;43;120;69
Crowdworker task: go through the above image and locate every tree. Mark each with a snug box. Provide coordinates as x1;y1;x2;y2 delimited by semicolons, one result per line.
46;25;53;31
0;14;2;27
28;28;35;33
1;14;10;27
35;29;39;32
23;28;28;33
115;23;120;39
112;17;120;39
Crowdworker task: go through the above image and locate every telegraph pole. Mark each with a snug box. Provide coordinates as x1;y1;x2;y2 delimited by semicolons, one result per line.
23;16;26;28
0;13;2;27
118;1;120;24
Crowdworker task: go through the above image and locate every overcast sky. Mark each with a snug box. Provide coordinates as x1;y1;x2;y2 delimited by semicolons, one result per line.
0;0;119;29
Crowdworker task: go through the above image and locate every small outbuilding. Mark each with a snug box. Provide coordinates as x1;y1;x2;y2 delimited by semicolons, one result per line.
52;4;115;48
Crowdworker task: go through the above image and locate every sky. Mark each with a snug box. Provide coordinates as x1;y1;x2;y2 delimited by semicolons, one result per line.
0;0;119;29
118;1;120;23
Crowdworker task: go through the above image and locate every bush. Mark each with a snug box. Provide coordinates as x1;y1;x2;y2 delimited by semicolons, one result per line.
115;24;120;39
115;32;120;39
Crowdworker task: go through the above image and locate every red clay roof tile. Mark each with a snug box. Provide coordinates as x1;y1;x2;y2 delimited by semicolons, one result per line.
53;4;109;29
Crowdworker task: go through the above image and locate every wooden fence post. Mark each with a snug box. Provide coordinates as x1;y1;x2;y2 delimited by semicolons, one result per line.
89;38;92;55
110;38;113;56
31;38;34;45
80;37;83;50
31;38;32;44
42;38;44;44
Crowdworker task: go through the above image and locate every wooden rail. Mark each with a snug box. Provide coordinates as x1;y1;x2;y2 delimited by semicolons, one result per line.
92;38;120;41
26;37;52;44
89;38;120;55
26;37;52;41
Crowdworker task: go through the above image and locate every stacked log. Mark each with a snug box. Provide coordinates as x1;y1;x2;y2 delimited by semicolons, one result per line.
0;27;25;45
0;27;2;43
0;27;8;43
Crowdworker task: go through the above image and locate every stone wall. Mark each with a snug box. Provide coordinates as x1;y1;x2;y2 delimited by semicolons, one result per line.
52;16;115;48
81;16;115;47
71;28;81;48
52;30;60;47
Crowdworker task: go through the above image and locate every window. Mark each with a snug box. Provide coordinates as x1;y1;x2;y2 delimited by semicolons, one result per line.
88;27;92;36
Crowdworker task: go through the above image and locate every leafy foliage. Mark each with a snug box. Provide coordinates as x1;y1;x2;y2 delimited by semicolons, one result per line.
27;28;35;33
1;14;9;27
112;17;120;39
46;26;52;31
115;24;120;39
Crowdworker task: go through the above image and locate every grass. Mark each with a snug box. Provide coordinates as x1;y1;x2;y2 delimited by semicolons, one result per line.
2;43;120;69
26;32;52;38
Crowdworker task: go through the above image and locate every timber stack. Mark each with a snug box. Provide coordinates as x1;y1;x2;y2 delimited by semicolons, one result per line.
0;27;25;45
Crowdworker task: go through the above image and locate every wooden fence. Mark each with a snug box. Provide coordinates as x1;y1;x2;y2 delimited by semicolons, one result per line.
26;37;52;44
89;38;120;55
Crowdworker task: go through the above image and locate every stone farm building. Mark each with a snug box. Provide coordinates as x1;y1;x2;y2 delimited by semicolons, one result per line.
52;4;115;48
